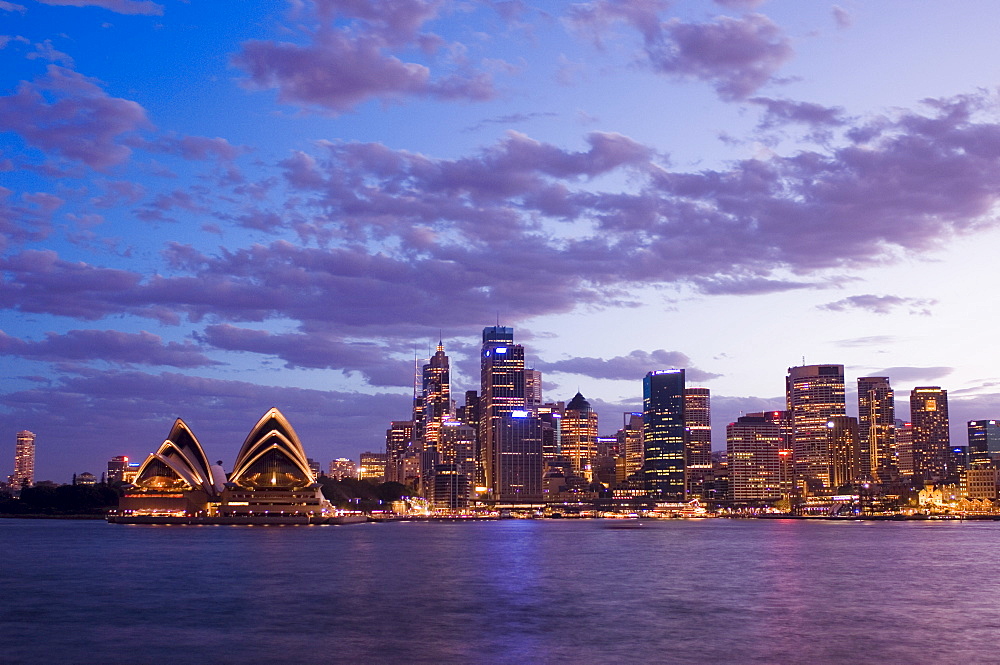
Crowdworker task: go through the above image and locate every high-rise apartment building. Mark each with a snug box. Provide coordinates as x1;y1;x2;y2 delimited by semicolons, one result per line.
910;386;950;482
561;392;598;480
967;420;1000;468
385;420;413;483
895;421;914;478
12;430;35;489
684;388;712;498
747;410;794;497
643;369;686;499
858;377;896;482
727;415;782;502
786;365;846;490
479;326;527;498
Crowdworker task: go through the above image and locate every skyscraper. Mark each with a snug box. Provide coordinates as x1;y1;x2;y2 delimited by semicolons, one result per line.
967;420;1000;468
12;430;35;489
857;377;896;482
479;326;527;498
684;388;712;498
561;392;598;480
727;415;781;502
786;364;846;490
826;415;861;488
910;387;950;482
619;412;644;481
494;410;544;501
524;369;543;408
643;369;686;499
385;420;413;483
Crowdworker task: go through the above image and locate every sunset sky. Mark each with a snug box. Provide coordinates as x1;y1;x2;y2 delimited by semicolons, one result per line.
5;0;1000;481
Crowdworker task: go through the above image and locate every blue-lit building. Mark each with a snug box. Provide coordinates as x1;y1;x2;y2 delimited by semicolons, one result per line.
643;369;686;499
479;326;528;498
495;411;544;502
968;420;1000;468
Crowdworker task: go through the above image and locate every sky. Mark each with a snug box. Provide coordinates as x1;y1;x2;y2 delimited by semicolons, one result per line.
5;0;1000;482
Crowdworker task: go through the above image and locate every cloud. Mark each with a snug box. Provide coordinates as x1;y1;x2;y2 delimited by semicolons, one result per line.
0;65;149;169
819;295;937;315
832;6;852;29
873;366;954;383
713;0;766;7
0;1;27;12
33;0;163;15
200;324;412;386
0;329;220;368
0;369;405;481
749;97;848;130
834;335;899;348
535;349;721;383
233;0;496;113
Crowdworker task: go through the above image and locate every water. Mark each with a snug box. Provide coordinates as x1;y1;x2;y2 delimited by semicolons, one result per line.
1;518;998;664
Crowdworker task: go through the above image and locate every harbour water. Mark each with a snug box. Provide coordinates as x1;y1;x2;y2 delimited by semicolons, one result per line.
2;518;998;664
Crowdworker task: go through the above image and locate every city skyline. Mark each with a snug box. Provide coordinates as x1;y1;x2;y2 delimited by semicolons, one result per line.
6;1;1000;481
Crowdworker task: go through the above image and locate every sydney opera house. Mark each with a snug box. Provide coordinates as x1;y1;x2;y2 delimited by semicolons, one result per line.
111;408;362;525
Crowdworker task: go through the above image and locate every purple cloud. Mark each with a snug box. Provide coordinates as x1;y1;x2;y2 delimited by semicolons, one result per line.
832;6;852;29
651;14;793;100
0;2;27;12
34;0;163;15
233;0;495;113
200;324;412;386
535;349;721;383
874;366;954;383
0;329;219;368
0;65;149;169
749;97;848;130
819;295;937;316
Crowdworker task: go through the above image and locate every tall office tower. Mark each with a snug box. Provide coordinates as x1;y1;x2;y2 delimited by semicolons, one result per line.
826;415;861;488
107;455;130;483
619;412;644;480
524;369;543;408
479;326;526;497
385;420;414;483
968;420;1000;468
748;411;794;497
561;393;599;480
895;421;914;478
494;411;544;501
12;430;35;489
910;386;950;483
457;391;480;484
536;402;565;465
643;369;686;499
439;420;478;481
786;364;846;490
727;415;781;502
420;341;451;453
858;377;896;482
684;388;712;498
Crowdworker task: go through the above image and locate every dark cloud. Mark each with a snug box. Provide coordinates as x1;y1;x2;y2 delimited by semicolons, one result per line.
35;0;163;14
0;329;220;368
819;295;936;315
233;0;496;114
535;349;721;383
874;366;954;383
749;97;848;130
0;368;405;482
0;65;149;169
200;324;412;386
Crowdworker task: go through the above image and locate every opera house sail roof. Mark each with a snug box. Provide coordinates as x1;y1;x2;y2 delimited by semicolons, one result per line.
228;408;316;490
133;418;218;494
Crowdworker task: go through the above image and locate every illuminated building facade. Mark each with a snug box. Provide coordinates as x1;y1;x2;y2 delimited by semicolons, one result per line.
107;455;130;483
858;377;896;482
385;420;413;483
420;342;451;452
727;415;781;502
826;415;861;489
967;420;1000;468
747;411;794;497
524;369;543;407
643;369;686;499
561;392;598;480
436;419;477;502
358;452;387;481
910;387;951;482
328;458;356;480
619;412;644;481
786;364;846;490
895;422;914;478
12;430;35;489
684;388;712;498
494;411;544;501
479;326;527;497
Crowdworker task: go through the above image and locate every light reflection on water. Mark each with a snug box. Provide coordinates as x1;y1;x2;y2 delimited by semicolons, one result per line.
1;518;998;664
